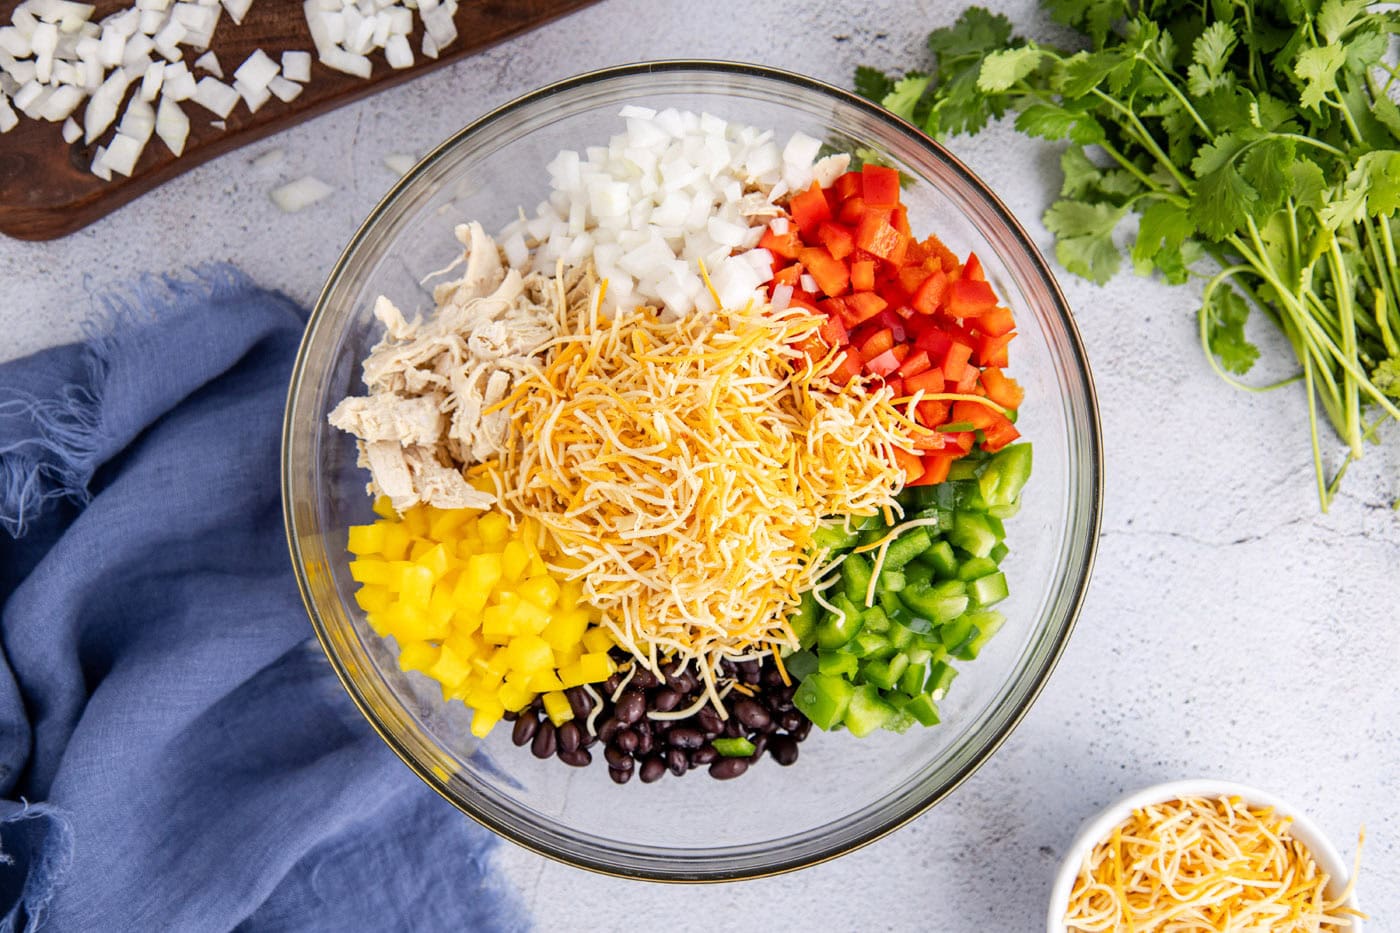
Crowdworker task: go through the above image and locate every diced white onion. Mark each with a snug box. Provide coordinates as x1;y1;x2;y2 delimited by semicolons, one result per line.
280;49;310;82
191;75;237;117
270;174;333;212
155;93;188;155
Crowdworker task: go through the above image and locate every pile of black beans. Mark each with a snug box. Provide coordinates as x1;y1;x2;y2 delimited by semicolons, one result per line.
506;655;811;784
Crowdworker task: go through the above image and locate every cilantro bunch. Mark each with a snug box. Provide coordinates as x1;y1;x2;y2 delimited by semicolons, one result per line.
857;1;1400;509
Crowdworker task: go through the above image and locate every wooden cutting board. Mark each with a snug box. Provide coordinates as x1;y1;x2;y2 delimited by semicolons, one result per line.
0;0;598;241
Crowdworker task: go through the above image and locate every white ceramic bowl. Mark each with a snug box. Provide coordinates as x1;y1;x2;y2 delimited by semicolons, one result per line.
1047;779;1361;933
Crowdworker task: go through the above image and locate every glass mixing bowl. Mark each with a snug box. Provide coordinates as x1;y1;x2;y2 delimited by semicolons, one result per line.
283;61;1102;881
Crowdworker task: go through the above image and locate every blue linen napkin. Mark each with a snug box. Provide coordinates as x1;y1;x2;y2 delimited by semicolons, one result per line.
0;267;524;932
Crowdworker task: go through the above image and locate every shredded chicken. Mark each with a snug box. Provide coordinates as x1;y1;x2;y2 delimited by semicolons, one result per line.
329;221;580;512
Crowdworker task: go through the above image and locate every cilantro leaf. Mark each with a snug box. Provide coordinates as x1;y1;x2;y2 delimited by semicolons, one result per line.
1132;199;1196;281
854;66;895;103
880;75;932;123
1373;358;1400;399
977;46;1044;92
1014;104;1077;139
1377;97;1400;144
1357;151;1400;218
1054;48;1132;98
1241;137;1296;214
1187;21;1237;97
1191;162;1259;240
1294;43;1347;110
1059;145;1102;199
1189;132;1248;179
1044;0;1126;49
1044;200;1127;283
1200;284;1260;374
926;7;1015;57
1316;0;1370;44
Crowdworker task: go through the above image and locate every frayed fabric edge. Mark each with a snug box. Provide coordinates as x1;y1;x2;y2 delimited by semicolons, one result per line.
0;801;74;933
0;264;258;539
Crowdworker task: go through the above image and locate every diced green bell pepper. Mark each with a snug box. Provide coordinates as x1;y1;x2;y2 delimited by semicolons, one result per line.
793;673;854;730
712;737;756;757
844;684;895;737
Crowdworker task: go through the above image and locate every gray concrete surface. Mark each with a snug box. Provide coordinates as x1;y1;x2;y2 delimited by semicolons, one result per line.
2;1;1395;930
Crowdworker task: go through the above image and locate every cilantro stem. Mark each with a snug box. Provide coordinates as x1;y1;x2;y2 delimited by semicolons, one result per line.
1198;265;1302;392
1328;238;1364;456
1088;89;1194;191
1302;352;1330;510
1139;56;1212;136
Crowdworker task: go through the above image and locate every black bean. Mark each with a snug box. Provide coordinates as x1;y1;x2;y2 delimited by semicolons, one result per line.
603;673;621;693
557;721;582;755
512;711;540;747
791;719;812;742
609;766;633;785
558;747;592;767
598;717;622;743
667;726;704;749
773;685;797;704
640;756;667;783
737;659;760;677
718;659;736;676
531;721;556;759
768;735;799;766
650;688;681;712
631;667;660;690
761;667;785;687
634;728;654;756
690;744;719;766
502;709;519;722
696;707;723;737
615;691;645;725
614;728;639;754
604;745;632;769
778;709;804;733
581;730;599;749
565;687;594;721
709;758;749;780
733;698;771;730
666;748;688;776
747;733;768;760
722;717;743;738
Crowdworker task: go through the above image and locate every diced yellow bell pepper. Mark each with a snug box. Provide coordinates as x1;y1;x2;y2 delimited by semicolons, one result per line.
353;584;393;614
347;523;386;556
527;669;565;693
402;506;430;538
557;662;588;688
582;626;615;654
428;643;473;689
382;601;448;642
428;507;473;541
379;522;411;561
512;599;551;635
398;564;435;610
415;542;454;580
541;609;589;653
462;553;503;597
557;580;585;611
500;540;529;582
507;635;554;673
349;558;394;586
398;641;439;674
364;611;390;637
470;701;505;738
408;538;435;562
477;512;509;545
578;652;615;683
541;691;573;725
498;680;536;712
518;575;560;610
372;496;396;519
482;603;522;641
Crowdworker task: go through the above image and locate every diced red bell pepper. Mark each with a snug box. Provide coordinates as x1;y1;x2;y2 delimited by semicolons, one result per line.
963;252;986;282
861;164;901;208
913;326;952;357
818;315;849;348
940;431;976;456
850;259;876;292
818;222;856;261
854;213;909;266
896;349;932;379
975;332;1015;368
916;399;950;426
903;370;945;396
891;205;911;237
858;327;895;361
981;417;1021;452
830;347;863;385
942;340;974;382
979;367;1024;409
798;247;849;298
882;375;904;397
791;183;833;239
912;271;949;316
972;305;1015;337
906;452;955;486
792;334;827;362
759;226;802;261
897;264;929;296
772;263;802;287
872;310;907;343
952;365;980;393
891;446;925;483
838;197;866;226
834;171;863;203
865;348;902;377
921;235;960;274
844;291;888;325
944;279;998;318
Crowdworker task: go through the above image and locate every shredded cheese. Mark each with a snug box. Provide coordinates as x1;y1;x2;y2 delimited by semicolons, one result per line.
1065;795;1365;933
499;288;915;700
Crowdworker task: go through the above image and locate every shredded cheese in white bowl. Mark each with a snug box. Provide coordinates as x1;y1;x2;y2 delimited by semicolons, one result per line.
1046;779;1364;933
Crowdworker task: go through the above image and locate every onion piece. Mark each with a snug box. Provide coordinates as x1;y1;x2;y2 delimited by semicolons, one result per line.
191;75;237;118
280;49;310;83
155;93;188;156
270;174;333;213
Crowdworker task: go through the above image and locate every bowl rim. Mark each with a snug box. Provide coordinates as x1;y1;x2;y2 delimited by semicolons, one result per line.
283;58;1104;882
1045;778;1362;932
